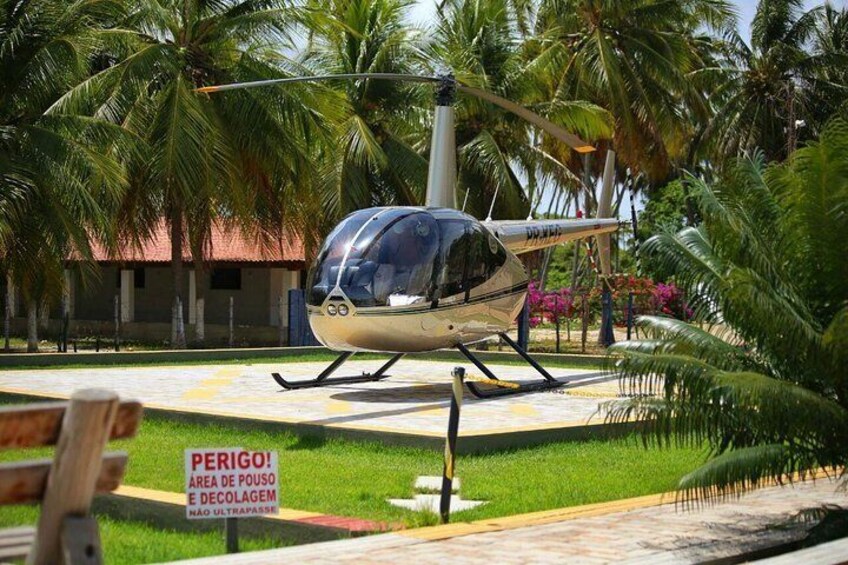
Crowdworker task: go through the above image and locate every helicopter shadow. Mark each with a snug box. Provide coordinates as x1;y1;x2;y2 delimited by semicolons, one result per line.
329;382;456;404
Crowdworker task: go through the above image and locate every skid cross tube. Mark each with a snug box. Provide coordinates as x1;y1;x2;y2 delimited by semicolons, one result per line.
272;352;404;390
456;334;566;398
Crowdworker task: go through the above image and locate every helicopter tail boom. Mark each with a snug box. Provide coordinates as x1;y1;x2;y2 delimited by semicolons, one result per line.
485;218;620;256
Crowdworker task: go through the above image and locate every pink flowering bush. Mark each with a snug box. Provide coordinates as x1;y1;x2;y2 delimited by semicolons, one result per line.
528;276;692;329
527;281;576;327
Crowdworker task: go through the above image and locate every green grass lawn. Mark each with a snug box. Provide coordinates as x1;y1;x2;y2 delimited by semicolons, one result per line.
0;506;283;563
0;411;706;563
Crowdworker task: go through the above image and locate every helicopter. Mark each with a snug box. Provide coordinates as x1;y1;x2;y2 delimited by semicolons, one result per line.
198;73;622;398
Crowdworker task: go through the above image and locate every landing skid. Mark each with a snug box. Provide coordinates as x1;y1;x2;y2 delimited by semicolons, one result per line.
456;333;567;398
271;352;404;390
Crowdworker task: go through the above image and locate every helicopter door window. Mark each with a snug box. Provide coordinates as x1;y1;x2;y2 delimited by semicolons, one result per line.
435;219;472;301
465;225;490;293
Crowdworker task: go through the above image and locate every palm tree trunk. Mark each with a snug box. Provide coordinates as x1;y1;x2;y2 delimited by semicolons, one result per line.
786;81;797;156
26;298;38;353
170;209;186;349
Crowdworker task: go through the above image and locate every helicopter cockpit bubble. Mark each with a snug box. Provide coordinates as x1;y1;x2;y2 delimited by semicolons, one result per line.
307;208;441;309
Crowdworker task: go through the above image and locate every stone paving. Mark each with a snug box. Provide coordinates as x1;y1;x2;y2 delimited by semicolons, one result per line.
175;479;848;564
0;360;619;437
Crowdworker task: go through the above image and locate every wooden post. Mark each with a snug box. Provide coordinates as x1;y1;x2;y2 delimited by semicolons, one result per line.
228;297;234;348
113;295;120;352
27;389;119;565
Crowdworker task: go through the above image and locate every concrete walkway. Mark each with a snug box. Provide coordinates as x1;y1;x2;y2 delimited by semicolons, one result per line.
174;479;848;564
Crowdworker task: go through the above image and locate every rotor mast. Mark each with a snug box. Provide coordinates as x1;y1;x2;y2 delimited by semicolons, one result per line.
425;75;457;209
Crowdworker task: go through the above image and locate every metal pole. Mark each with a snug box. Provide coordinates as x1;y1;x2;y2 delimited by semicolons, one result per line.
4;282;10;353
555;294;560;353
228;296;234;348
517;297;530;351
225;517;238;553
278;295;285;347
626;292;634;340
441;367;464;524
581;293;588;353
113;295;120;352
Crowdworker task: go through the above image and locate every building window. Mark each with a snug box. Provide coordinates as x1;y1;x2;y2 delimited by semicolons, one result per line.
134;268;145;289
116;268;146;289
210;268;241;290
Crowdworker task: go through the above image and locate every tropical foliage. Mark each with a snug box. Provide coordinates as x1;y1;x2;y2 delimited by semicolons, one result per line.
603;118;848;502
0;0;129;351
705;0;848;161
54;0;338;346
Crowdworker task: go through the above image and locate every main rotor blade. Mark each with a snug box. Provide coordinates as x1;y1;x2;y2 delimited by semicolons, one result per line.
456;84;595;153
196;73;440;93
197;73;596;152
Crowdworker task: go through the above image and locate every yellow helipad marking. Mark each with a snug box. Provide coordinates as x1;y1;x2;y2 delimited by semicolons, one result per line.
200;378;234;386
509;404;538;417
114;485;324;521
417;407;447;417
326;401;352;414
181;389;220;400
181;367;240;401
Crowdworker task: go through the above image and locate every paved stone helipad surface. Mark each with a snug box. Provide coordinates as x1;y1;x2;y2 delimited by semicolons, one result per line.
178;478;848;564
0;359;620;444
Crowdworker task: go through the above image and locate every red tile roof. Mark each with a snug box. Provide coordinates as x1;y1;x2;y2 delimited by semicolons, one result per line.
85;221;305;265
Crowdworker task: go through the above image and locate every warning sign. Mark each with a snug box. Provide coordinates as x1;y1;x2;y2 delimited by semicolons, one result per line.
185;448;279;520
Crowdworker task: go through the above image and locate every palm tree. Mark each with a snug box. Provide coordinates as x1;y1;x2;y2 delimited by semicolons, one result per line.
704;0;848;162
0;0;127;352
428;0;611;221
534;0;733;182
305;0;429;224
55;0;339;347
603;119;848;502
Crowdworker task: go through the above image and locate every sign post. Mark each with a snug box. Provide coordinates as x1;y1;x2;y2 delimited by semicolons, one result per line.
185;448;279;553
440;367;464;524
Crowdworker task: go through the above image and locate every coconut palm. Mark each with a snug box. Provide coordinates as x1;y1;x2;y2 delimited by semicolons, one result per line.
0;0;128;351
428;0;611;221
603;119;848;502
704;1;848;162
305;0;430;224
54;0;340;347
534;0;733;182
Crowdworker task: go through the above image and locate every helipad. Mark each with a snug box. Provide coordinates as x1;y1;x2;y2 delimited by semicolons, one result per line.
0;359;626;451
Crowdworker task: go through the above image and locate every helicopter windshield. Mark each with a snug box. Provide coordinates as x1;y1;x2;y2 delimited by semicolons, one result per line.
308;209;440;308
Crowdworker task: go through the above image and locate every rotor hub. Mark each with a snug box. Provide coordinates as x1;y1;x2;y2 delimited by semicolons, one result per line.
435;73;456;106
